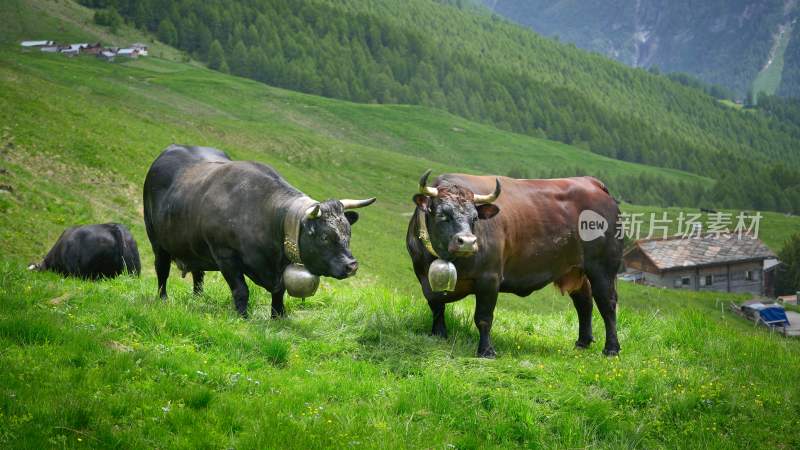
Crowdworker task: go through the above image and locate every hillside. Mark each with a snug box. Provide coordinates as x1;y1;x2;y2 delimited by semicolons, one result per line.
2;2;800;448
484;0;800;100
779;18;800;96
67;0;800;213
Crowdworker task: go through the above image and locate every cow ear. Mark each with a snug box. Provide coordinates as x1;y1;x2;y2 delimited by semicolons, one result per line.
476;204;500;219
413;194;430;212
344;211;359;225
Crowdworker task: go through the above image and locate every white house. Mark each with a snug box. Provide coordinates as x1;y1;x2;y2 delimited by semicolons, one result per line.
131;43;149;56
59;43;89;56
97;50;116;61
116;48;139;58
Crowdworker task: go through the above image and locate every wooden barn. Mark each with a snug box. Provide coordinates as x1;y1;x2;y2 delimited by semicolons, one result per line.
623;235;777;295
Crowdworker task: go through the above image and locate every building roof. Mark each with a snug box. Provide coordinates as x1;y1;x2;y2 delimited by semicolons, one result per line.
625;235;776;271
21;40;54;47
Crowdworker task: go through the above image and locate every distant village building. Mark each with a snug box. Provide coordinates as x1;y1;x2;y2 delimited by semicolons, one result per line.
59;46;79;56
97;50;116;61
623;235;777;295
59;43;88;56
20;40;54;48
20;39;147;61
116;48;139;58
131;43;149;56
79;43;103;55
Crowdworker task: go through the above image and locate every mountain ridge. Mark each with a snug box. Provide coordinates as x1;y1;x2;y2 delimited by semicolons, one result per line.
484;0;800;99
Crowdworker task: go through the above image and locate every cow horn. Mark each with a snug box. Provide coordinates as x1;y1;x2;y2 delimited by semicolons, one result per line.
418;169;439;197
474;178;501;204
305;203;321;219
340;197;376;210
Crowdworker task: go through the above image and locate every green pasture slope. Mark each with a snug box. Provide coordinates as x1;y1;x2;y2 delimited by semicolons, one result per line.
752;22;794;103
2;6;800;449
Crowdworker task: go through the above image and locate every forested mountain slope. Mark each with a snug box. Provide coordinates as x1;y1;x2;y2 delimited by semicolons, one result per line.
74;0;800;212
779;19;800;97
484;0;800;99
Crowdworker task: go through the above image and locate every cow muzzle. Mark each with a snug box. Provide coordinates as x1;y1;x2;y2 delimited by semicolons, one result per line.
332;258;359;279
449;233;478;257
345;260;359;277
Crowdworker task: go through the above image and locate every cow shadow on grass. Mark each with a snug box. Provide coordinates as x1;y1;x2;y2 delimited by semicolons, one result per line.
133;274;596;363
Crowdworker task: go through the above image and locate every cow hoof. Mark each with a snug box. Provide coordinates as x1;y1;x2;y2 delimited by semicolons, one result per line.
477;346;497;359
431;328;448;339
575;339;594;349
602;348;620;357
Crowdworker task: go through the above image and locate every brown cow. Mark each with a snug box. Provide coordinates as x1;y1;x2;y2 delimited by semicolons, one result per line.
406;171;622;357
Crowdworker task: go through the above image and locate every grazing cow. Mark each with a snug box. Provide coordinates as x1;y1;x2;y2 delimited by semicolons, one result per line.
28;223;141;279
143;145;375;317
406;170;623;357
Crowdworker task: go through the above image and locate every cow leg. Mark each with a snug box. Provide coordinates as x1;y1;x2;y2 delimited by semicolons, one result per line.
271;287;286;318
474;281;499;358
154;247;171;299
589;273;620;356
428;300;447;338
570;279;594;349
213;249;250;317
418;275;449;338
192;271;204;295
220;268;250;318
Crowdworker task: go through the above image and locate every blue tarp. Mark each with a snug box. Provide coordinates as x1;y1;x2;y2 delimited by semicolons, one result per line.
758;307;790;327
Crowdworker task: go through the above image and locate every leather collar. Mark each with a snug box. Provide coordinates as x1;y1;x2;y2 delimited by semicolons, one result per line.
417;209;440;259
283;196;318;264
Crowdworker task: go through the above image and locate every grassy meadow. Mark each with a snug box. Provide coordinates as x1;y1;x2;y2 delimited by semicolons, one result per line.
2;5;800;448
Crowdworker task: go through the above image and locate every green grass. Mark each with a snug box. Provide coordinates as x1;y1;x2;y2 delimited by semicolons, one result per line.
3;265;800;448
717;99;744;110
1;4;800;448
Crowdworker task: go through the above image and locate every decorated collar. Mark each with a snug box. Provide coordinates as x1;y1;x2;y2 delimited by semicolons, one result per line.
417;209;440;259
283;196;318;264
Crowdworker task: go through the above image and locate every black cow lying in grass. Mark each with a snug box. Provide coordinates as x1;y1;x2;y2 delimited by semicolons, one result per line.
28;223;141;279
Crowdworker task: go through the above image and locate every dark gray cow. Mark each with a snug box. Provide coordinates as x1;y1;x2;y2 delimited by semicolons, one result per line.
143;145;375;317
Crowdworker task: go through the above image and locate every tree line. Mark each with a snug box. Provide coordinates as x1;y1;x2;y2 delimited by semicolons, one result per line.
81;0;800;213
